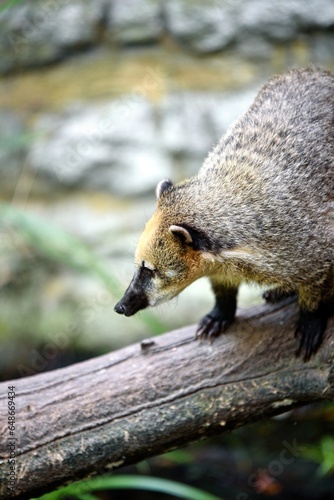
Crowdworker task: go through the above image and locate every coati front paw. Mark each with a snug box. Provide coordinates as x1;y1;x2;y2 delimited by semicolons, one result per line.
197;285;237;342
295;305;328;361
196;313;233;341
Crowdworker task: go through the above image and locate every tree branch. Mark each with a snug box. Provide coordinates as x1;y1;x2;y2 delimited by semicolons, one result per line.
0;299;334;499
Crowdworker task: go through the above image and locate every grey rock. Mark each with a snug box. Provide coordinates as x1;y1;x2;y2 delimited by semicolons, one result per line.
295;0;334;28
163;0;235;52
1;0;334;72
164;0;334;53
159;92;218;156
106;0;162;45
0;0;104;72
29;97;172;195
236;35;273;60
74;145;172;196
238;0;300;40
310;33;334;63
238;0;334;40
208;88;258;139
159;89;257;175
29;87;258;192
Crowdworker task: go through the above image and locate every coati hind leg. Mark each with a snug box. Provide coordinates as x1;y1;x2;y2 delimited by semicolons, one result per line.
295;280;333;361
263;287;297;303
295;301;330;361
196;280;238;341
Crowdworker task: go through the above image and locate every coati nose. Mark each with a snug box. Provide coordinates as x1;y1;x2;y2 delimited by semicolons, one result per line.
114;281;150;316
114;302;125;315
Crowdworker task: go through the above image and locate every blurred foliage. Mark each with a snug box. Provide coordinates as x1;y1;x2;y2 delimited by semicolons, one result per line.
0;202;122;290
0;132;38;152
0;202;165;334
0;0;25;13
301;436;334;477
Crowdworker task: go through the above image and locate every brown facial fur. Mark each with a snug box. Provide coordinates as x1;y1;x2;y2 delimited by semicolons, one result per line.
135;210;219;305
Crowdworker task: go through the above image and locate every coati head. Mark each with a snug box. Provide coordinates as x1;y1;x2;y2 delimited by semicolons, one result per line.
114;179;218;317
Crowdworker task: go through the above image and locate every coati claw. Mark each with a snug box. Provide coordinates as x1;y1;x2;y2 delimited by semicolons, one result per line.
196;285;237;342
196;314;232;342
295;305;329;361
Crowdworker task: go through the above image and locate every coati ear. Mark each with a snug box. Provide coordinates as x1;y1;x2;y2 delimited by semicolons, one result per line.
169;224;214;251
169;225;193;245
156;179;173;199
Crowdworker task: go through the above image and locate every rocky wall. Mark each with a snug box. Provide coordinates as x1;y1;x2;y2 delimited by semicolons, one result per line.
1;0;334;72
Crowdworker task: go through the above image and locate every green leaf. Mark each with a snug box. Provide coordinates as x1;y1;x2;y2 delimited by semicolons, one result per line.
77;494;99;500
318;436;334;476
34;475;222;500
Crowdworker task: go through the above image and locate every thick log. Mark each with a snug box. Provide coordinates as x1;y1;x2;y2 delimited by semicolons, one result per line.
0;299;334;499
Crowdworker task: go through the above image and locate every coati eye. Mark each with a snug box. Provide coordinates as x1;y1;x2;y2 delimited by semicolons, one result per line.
141;261;156;276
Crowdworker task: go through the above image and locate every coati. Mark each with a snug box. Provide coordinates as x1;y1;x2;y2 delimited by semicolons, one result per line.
115;68;334;361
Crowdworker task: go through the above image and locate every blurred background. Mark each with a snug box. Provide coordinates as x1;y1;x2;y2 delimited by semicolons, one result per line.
1;0;334;498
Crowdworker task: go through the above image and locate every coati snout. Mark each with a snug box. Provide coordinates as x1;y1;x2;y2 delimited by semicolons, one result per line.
114;265;150;316
115;69;334;361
